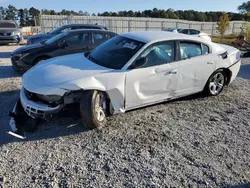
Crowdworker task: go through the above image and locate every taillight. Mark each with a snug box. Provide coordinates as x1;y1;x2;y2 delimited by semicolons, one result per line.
236;51;241;61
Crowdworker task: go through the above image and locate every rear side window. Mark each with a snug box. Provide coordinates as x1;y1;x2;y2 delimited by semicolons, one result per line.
190;29;200;35
202;44;209;54
180;42;202;60
179;29;189;34
93;33;111;45
65;33;90;46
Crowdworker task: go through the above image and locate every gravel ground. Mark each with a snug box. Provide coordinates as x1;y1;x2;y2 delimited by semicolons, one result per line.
0;45;250;188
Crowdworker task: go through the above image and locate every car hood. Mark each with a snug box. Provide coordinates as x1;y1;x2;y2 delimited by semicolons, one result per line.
27;53;112;87
12;42;44;54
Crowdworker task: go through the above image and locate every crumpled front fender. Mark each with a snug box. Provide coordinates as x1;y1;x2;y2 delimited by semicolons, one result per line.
58;72;126;114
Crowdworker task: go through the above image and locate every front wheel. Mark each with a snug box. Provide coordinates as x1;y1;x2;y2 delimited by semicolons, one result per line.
205;70;226;96
80;91;107;129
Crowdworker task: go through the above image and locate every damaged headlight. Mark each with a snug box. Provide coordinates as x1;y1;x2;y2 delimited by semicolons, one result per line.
36;94;62;103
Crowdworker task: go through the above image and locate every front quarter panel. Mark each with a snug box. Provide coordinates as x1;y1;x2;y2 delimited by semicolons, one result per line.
59;71;126;114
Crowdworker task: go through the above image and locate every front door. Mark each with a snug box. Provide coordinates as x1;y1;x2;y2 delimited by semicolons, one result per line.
125;41;179;109
54;32;90;57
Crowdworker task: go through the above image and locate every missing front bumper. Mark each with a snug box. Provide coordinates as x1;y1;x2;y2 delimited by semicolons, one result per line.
8;99;37;139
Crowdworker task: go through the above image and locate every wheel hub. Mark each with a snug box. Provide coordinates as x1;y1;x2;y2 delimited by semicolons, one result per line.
209;72;225;95
95;93;106;122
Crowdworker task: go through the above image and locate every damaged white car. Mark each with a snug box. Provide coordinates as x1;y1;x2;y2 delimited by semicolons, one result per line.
8;31;241;138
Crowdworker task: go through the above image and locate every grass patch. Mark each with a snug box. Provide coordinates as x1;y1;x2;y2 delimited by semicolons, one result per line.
212;36;235;45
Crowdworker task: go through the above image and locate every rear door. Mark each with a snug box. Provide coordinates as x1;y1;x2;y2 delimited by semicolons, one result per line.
176;41;216;96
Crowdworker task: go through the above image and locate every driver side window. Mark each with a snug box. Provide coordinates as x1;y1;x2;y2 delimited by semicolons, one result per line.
138;41;175;68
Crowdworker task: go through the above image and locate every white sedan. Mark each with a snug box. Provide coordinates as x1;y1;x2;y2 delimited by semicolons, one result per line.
11;31;241;130
163;28;212;41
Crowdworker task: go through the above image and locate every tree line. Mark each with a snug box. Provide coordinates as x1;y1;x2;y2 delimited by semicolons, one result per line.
0;2;249;27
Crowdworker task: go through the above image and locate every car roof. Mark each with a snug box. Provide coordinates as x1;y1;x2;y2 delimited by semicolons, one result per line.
61;23;107;29
120;31;207;44
64;29;116;35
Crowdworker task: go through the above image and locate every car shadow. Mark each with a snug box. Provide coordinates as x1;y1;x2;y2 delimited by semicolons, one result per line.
0;89;89;146
238;64;250;80
0;65;21;79
221;182;250;188
0;52;12;58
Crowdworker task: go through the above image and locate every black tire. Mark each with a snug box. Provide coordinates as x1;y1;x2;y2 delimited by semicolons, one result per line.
33;56;49;66
80;90;107;129
204;69;226;96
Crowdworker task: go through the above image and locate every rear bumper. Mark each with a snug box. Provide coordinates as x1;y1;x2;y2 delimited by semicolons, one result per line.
228;60;241;84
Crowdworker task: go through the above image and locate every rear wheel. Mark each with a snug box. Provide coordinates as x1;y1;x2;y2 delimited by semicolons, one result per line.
80;91;107;129
205;69;226;96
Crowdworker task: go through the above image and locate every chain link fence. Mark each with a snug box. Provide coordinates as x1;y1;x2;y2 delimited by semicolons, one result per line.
38;15;247;36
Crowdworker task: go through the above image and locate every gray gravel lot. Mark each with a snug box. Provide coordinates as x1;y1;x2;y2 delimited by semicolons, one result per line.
0;45;250;188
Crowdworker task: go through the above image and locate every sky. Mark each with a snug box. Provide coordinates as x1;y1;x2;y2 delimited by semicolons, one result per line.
0;0;245;14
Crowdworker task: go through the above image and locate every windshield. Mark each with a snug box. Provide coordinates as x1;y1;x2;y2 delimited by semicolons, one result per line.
45;32;68;45
88;36;145;69
0;22;16;28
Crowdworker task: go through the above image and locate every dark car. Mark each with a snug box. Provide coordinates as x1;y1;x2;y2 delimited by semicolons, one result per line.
11;29;116;72
27;24;108;45
0;20;21;45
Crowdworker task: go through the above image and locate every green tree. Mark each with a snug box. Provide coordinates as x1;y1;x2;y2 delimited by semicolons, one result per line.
216;12;230;42
5;5;17;20
0;6;6;20
238;1;250;13
18;9;26;26
29;7;40;26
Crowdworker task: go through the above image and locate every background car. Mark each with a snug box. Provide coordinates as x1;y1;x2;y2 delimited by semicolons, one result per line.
0;20;22;45
11;29;117;72
163;28;183;33
10;31;241;132
163;28;212;41
27;23;108;45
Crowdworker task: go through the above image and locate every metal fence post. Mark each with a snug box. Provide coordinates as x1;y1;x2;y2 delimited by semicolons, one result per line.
161;21;164;30
176;22;179;28
201;23;204;31
128;20;131;32
146;20;149;31
212;24;215;36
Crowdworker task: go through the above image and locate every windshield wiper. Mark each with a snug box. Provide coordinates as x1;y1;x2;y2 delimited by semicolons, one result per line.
84;51;90;57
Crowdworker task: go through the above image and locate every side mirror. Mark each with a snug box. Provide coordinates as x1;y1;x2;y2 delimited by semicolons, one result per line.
58;40;68;48
130;57;147;69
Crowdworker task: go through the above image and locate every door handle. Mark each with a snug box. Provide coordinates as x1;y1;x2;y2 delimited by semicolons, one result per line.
207;61;214;65
168;70;178;75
